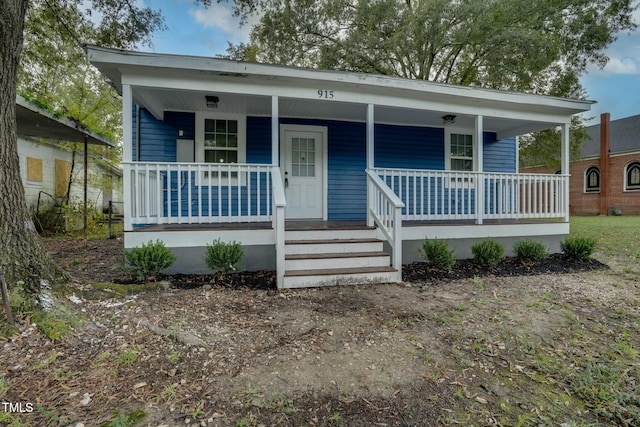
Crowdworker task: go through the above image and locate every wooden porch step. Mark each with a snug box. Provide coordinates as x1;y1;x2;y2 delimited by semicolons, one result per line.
285;238;381;245
285;250;390;270
282;266;398;288
285;266;396;277
285;251;388;260
284;238;384;255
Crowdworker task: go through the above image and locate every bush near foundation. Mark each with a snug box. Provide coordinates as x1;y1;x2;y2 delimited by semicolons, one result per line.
205;239;244;273
471;239;505;268
514;240;549;263
561;236;597;260
124;240;177;281
420;238;456;271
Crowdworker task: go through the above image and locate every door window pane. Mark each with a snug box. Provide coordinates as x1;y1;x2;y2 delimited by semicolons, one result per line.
290;136;316;177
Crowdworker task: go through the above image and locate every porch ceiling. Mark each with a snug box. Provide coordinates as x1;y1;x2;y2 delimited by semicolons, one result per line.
133;86;554;137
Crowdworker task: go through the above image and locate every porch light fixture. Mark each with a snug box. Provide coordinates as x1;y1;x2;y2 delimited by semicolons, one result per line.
442;114;456;124
205;95;219;108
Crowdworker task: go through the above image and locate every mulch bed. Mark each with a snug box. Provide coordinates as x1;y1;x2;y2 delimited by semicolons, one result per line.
44;237;608;290
403;253;609;284
119;254;608;290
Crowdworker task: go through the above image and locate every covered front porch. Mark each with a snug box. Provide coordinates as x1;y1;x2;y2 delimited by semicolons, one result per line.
124;161;569;288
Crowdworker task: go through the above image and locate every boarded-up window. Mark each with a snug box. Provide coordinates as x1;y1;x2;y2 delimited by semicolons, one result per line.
27;157;43;182
55;159;71;196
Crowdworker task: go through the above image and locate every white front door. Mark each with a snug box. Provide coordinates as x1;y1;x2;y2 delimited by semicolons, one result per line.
281;125;326;219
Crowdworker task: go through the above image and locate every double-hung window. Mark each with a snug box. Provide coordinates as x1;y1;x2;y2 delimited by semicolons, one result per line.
447;132;474;171
204;118;239;164
195;112;246;183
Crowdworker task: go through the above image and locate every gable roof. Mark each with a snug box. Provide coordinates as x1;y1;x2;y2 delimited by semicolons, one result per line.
582;114;640;158
16;95;116;147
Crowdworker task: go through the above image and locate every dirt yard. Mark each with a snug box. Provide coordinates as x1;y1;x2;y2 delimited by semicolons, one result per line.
1;235;639;426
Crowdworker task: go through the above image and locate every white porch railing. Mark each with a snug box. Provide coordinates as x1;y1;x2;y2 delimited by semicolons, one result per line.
366;170;404;280
372;168;568;222
124;162;276;226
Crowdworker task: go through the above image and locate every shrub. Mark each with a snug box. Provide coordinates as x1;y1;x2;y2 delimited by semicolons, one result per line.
124;240;177;281
514;239;549;263
420;238;456;271
471;239;505;268
561;236;597;260
204;239;243;273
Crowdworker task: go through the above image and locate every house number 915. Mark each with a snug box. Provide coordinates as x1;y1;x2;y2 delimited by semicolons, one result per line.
318;90;334;99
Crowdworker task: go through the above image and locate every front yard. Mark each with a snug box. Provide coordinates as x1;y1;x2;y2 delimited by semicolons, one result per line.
0;216;638;426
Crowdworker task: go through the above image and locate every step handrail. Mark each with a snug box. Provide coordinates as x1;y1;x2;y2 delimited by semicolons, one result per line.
366;169;404;281
271;168;287;289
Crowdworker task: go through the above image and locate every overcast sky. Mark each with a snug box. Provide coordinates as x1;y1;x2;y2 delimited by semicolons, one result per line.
144;1;640;125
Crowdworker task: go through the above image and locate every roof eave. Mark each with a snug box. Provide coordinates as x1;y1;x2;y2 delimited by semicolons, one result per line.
87;46;593;117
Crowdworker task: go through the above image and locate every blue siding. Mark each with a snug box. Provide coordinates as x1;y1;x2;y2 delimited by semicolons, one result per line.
136;108;195;162
246;116;272;164
162;170;271;217
484;132;516;173
375;124;444;169
134;107;516;222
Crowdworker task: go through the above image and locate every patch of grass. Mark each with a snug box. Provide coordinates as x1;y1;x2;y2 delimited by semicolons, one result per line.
0;412;27;427
33;350;60;370
99;410;147;427
382;313;423;329
0;375;7;398
115;346;141;367
31;309;80;341
161;383;178;401
571;216;640;259
36;404;77;426
437;312;462;325
168;351;181;364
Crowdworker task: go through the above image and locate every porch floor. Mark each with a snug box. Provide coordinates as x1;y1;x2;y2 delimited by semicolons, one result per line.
132;218;564;232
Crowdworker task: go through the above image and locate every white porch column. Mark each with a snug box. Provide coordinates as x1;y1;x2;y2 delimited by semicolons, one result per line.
366;104;375;226
561;122;570;222
122;84;133;231
271;95;279;166
474;115;484;225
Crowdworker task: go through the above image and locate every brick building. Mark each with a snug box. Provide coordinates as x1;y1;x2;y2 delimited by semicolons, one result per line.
524;113;640;215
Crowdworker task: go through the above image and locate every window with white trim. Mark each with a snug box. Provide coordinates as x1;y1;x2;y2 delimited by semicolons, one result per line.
584;166;600;193
204;118;239;164
195;112;246;182
625;161;640;191
449;133;473;171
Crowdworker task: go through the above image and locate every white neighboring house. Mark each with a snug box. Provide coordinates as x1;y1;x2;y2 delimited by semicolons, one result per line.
16;95;122;229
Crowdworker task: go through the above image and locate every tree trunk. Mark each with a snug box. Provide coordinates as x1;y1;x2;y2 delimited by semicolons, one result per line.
0;0;65;299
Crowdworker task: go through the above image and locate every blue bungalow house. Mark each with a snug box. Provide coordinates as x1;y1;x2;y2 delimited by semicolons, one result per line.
88;46;592;288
